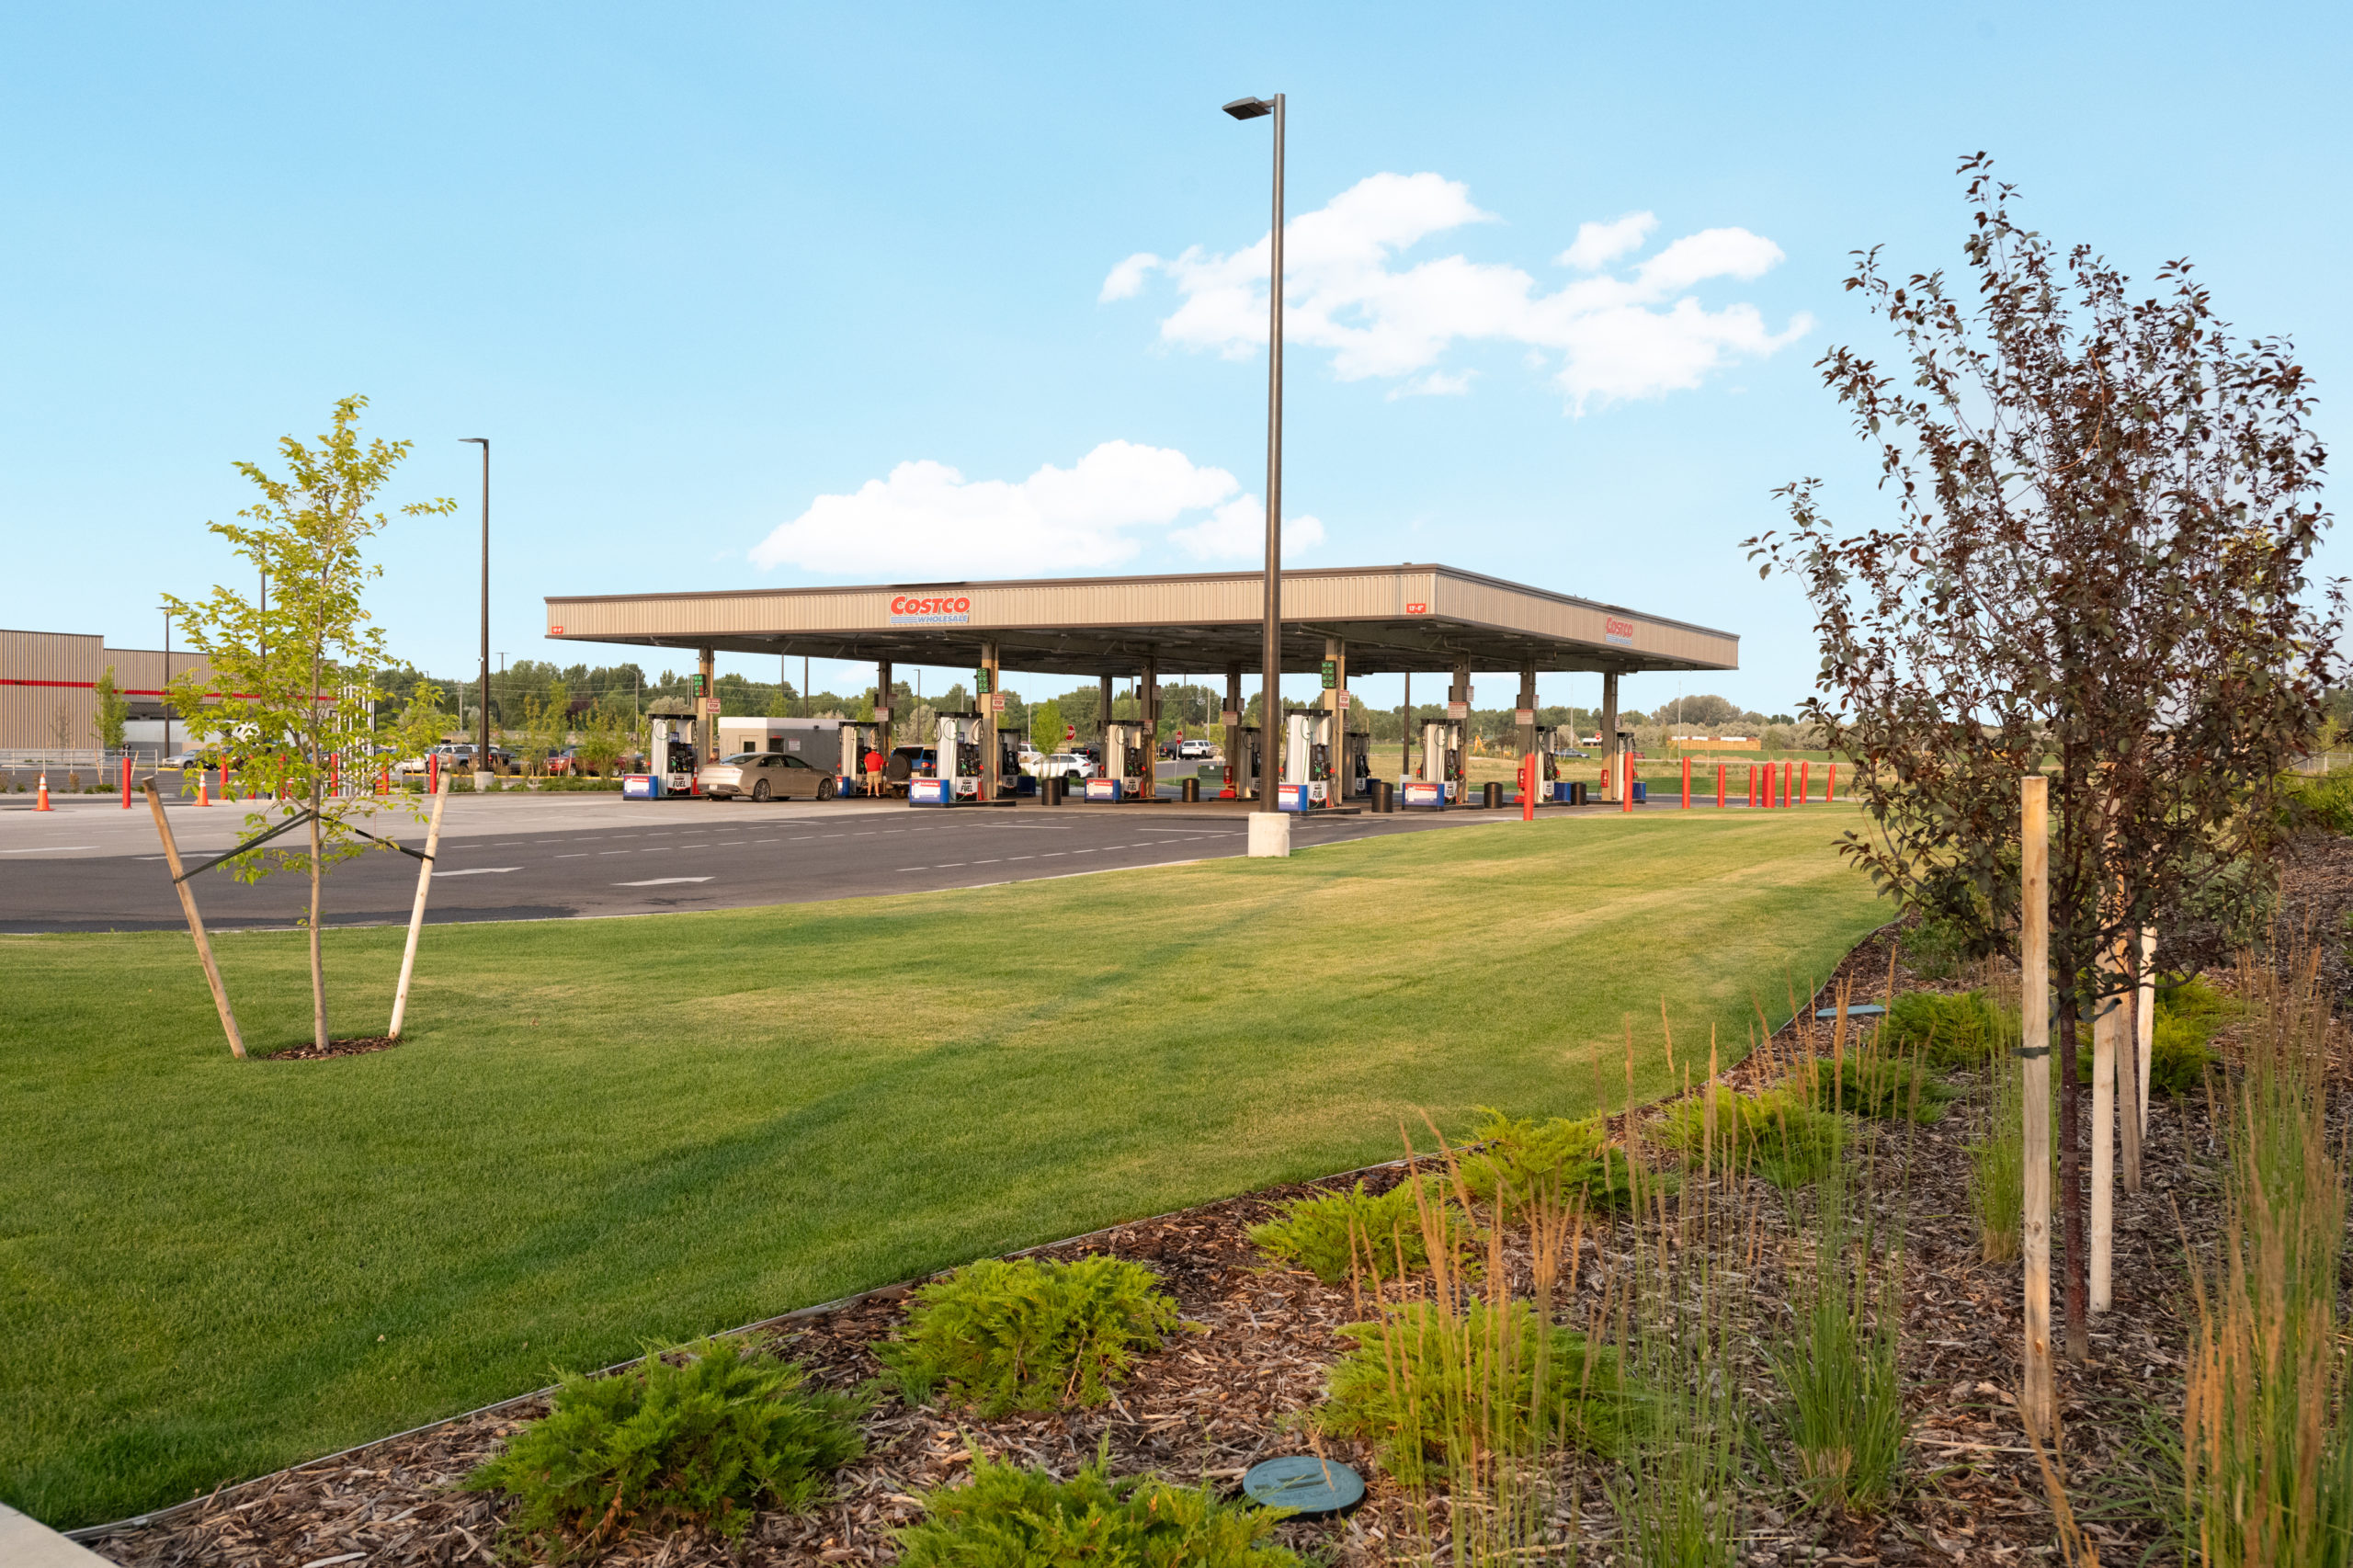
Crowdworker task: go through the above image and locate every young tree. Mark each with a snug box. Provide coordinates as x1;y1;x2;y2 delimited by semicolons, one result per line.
1030;698;1065;752
165;396;456;1053
93;666;130;752
1748;158;2338;1357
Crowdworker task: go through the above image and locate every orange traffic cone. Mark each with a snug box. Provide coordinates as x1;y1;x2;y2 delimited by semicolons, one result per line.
35;772;51;811
197;768;210;807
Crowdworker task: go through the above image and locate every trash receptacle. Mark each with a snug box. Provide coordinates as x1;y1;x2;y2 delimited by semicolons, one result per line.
1632;781;1648;803
1482;781;1502;809
1181;777;1199;802
1376;778;1394;813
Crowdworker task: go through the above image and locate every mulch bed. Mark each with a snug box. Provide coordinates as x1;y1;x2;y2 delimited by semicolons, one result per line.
265;1036;401;1061
97;842;2353;1567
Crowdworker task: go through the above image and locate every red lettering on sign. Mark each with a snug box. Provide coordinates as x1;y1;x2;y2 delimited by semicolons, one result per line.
1604;617;1635;638
1404;601;1428;615
550;625;564;635
888;595;974;615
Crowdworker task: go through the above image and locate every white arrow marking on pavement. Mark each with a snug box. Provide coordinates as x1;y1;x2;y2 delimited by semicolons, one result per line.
0;845;99;853
614;876;714;886
436;867;522;877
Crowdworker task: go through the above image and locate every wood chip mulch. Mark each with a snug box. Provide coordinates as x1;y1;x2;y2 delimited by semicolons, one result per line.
95;846;2353;1567
265;1036;401;1061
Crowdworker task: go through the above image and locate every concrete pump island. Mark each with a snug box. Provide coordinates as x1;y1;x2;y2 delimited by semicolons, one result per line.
544;562;1737;832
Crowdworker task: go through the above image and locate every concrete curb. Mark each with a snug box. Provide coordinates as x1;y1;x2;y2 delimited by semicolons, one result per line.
5;1503;117;1564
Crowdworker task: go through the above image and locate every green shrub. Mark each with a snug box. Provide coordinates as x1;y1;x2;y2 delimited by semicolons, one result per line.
1877;989;2007;1068
1246;1176;1472;1284
895;1445;1299;1567
1658;1086;1844;1188
464;1337;863;1559
2149;1014;2218;1096
1318;1297;1631;1484
1457;1108;1638;1211
1903;914;1974;982
1799;1053;1955;1122
2281;768;2353;835
876;1256;1183;1415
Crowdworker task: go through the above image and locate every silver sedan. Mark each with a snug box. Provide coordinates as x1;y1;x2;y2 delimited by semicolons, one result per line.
701;750;838;801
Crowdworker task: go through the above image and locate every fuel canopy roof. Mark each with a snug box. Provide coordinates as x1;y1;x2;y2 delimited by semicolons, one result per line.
543;563;1736;679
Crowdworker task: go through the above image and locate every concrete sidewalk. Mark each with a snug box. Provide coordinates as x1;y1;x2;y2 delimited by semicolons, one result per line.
0;1503;113;1565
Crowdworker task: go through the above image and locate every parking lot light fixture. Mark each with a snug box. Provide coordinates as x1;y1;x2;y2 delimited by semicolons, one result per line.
1226;90;1286;851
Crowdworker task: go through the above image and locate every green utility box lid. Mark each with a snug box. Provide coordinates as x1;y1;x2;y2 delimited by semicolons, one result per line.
1242;1455;1363;1517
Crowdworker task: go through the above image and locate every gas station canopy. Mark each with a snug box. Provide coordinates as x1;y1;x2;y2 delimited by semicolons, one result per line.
543;563;1736;678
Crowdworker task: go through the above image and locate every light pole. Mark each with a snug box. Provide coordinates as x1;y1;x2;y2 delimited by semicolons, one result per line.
1225;91;1287;854
160;604;173;761
460;437;490;787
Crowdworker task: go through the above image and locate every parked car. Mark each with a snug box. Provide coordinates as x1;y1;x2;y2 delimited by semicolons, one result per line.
1032;751;1099;779
884;745;938;793
1176;739;1216;760
701;749;837;801
159;748;209;770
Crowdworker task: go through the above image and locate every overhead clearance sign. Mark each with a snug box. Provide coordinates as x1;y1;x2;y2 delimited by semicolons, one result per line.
889;594;972;626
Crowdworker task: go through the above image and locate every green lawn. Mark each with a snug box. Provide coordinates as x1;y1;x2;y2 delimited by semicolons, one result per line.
0;808;1882;1528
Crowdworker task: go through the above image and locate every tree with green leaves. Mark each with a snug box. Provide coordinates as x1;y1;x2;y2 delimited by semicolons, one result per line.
165;396;456;1054
1030;698;1065;752
93;666;129;752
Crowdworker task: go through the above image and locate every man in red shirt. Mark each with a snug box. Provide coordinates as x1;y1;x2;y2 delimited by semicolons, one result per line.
863;746;886;796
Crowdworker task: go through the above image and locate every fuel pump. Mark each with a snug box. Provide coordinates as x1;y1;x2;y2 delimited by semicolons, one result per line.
1342;728;1372;799
1404;718;1465;809
912;712;984;805
626;699;703;800
997;730;1029;796
1279;709;1333;812
1223;725;1262;801
1101;720;1147;801
1536;724;1575;803
837;722;866;796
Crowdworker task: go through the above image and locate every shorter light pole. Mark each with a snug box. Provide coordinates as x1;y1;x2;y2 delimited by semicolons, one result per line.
161;604;173;760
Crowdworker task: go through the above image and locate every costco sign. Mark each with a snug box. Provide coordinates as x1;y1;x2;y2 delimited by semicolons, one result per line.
889;594;972;626
1603;616;1635;647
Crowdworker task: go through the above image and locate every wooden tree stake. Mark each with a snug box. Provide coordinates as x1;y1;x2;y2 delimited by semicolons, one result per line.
2137;926;2156;1134
2020;774;2056;1439
2116;932;2143;1194
143;778;244;1060
388;777;449;1040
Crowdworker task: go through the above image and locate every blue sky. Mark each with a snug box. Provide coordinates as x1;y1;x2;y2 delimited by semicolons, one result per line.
4;2;2345;718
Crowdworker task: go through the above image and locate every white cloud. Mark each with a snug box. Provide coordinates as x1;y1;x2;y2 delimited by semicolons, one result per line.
1389;369;1476;400
748;440;1242;578
1559;211;1656;270
1098;251;1159;302
1168;498;1324;562
1105;175;1810;413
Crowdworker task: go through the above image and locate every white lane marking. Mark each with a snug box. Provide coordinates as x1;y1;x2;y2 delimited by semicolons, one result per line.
438;867;522;877
1041;851;1065;857
936;862;966;868
972;858;1001;864
556;853;588;858
615;876;714;886
599;850;632;856
1007;855;1033;861
895;867;927;872
0;845;99;853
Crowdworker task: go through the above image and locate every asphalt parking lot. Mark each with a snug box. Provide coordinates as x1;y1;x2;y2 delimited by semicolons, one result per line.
0;792;1519;933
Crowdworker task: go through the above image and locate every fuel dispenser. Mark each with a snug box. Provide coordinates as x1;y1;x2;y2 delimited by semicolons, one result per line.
1279;709;1333;812
1222;725;1263;801
1536;724;1580;804
1094;720;1148;801
911;712;985;805
1342;727;1372;799
625;700;704;800
997;731;1032;797
1403;718;1465;809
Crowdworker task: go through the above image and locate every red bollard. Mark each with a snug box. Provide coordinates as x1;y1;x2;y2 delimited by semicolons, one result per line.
428;753;439;796
120;755;131;809
1826;762;1836;803
1784;759;1794;807
1681;754;1691;809
1621;752;1632;813
1745;765;1755;808
1801;760;1810;806
1520;754;1535;822
1716;761;1725;807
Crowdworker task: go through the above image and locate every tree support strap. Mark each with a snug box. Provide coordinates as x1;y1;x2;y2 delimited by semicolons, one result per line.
172;804;432;883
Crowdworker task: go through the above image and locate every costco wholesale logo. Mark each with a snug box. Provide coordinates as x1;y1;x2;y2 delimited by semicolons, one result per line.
889;594;972;626
1603;616;1636;647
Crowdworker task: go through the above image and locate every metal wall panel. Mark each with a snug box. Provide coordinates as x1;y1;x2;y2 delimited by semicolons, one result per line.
0;631;102;751
98;647;220;699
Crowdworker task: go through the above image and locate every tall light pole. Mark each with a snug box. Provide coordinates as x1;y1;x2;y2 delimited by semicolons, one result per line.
460;437;490;782
160;604;173;760
1225;91;1285;849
